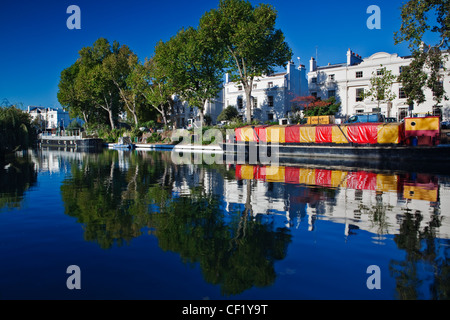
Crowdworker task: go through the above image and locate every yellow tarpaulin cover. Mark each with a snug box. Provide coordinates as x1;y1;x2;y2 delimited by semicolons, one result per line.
239;126;257;142
265;166;285;182
376;174;398;192
299;168;316;185
403;185;438;202
240;165;255;180
266;126;286;143
405;117;440;132
331;170;348;188
377;123;402;144
332;125;349;144
299;126;316;143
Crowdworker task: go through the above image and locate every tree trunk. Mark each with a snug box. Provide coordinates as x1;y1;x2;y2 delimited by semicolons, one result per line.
108;109;115;130
245;86;252;124
133;110;138;128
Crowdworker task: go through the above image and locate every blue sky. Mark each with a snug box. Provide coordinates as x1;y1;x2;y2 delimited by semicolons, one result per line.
0;0;413;109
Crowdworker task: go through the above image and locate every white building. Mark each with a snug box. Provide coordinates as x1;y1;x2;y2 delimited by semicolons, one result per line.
171;89;225;128
27;106;71;130
224;61;309;123
307;48;450;121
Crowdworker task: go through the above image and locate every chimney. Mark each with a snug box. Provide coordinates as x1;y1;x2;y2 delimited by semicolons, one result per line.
310;57;317;72
225;73;229;83
347;48;363;66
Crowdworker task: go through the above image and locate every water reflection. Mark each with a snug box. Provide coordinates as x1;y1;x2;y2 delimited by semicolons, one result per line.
59;150;291;296
48;150;450;298
0;155;37;210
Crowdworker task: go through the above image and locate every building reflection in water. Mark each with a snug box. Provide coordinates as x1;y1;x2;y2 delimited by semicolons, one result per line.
25;149;449;299
232;164;449;241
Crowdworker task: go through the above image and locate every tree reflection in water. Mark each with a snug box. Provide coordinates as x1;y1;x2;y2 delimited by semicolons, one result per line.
57;150;450;298
0;155;37;210
60;150;291;296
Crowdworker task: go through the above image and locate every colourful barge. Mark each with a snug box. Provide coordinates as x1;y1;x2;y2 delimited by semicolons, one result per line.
222;116;450;164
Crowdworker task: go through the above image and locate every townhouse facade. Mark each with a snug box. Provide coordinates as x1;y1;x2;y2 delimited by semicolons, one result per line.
172;89;224;128
307;48;450;121
27;106;71;130
223;61;309;123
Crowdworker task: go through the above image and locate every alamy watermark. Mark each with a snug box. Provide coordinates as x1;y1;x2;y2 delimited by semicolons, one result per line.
367;5;381;30
366;265;381;290
67;5;81;30
66;265;81;290
170;124;279;167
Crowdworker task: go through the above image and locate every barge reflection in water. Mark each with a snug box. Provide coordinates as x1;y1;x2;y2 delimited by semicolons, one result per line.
0;149;449;300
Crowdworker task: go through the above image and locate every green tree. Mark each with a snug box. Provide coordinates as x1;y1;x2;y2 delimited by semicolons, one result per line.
141;58;174;128
200;0;292;123
362;66;397;114
394;0;449;105
0;106;36;157
154;27;225;125
217;105;239;122
58;38;130;130
294;96;341;117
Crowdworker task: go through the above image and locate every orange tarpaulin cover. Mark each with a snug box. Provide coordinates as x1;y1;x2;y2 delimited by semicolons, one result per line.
236;126;258;142
299;126;316;143
377;123;404;144
266;126;286;143
332;125;349;144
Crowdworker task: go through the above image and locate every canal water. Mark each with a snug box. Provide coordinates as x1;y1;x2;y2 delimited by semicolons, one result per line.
0;148;449;300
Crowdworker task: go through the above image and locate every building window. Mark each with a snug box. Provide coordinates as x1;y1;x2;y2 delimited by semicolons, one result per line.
356;88;364;102
399;108;408;120
433;105;442;117
237;97;243;109
399;66;403;74
238;85;243;91
356;71;363;78
356;109;364;114
376;69;384;76
253;97;258;109
253;84;257;89
268;82;273;88
268;96;274;107
311;77;317;84
311;92;317;98
433;81;444;97
268;113;274;121
328;90;336;98
399;88;407;99
328;74;335;81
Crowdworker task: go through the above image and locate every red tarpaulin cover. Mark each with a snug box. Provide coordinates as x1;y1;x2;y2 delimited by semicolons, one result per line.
235;128;242;142
347;124;379;144
315;125;333;143
285;125;301;143
285;167;300;184
254;125;268;143
315;169;332;187
255;166;266;181
347;171;377;190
